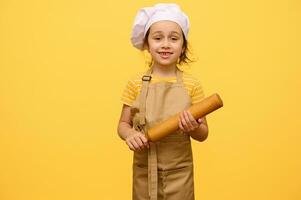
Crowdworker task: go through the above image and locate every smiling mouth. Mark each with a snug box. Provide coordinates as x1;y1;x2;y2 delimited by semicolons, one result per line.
158;52;173;58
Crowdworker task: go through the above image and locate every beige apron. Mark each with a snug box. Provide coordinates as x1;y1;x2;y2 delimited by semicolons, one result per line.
131;68;195;200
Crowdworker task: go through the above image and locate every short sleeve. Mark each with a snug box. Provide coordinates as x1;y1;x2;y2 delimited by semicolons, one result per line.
121;79;138;106
191;79;205;104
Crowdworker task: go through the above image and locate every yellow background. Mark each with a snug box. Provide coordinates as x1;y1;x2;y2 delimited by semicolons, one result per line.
0;0;300;199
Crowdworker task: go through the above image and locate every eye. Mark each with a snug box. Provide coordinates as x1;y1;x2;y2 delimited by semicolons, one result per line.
171;37;178;41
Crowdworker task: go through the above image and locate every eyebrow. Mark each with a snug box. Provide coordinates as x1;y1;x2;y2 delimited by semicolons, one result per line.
151;31;181;36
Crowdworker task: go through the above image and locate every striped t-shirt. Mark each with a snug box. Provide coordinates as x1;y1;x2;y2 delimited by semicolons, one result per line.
121;72;205;107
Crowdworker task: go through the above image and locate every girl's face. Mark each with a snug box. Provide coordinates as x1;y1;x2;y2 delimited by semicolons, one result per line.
146;20;184;68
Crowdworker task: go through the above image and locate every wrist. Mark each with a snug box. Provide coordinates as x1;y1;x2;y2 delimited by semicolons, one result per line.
188;124;208;141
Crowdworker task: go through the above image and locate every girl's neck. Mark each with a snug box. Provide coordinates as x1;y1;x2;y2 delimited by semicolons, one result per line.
151;63;177;77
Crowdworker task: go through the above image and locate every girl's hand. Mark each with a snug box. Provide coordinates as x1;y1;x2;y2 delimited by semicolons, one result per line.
125;130;149;151
179;110;205;133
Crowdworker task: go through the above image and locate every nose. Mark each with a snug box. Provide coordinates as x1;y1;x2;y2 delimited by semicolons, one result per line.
162;38;170;49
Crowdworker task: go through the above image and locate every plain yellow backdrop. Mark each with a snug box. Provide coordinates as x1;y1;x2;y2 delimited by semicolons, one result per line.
0;0;300;199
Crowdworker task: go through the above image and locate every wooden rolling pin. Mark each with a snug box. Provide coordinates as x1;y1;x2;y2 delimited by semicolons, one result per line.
146;93;223;142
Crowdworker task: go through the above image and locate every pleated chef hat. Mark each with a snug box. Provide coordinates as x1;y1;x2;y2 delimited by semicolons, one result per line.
131;3;190;50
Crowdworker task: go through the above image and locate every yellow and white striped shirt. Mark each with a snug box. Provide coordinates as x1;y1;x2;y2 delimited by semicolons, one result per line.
121;72;205;106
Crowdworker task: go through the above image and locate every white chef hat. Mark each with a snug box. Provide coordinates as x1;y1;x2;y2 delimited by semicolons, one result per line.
131;3;190;50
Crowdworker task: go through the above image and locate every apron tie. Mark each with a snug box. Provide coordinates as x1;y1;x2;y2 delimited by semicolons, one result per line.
148;142;158;200
138;68;158;199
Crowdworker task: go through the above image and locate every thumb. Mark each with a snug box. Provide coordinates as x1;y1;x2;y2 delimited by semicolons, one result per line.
198;118;204;124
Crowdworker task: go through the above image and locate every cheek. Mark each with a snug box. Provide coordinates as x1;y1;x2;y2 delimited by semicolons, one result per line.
148;41;160;49
148;44;159;54
173;44;184;55
148;47;156;55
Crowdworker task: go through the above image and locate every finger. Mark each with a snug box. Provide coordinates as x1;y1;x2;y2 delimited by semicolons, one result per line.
180;112;189;130
134;135;143;146
186;111;199;129
186;111;197;122
126;140;135;151
139;133;148;143
179;115;184;130
183;111;194;130
131;139;141;151
144;141;150;149
139;135;149;148
186;111;199;128
134;136;144;149
198;118;204;124
145;141;150;148
139;134;148;149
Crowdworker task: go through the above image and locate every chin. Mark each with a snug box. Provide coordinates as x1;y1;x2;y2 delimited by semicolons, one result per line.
162;61;177;66
156;59;177;66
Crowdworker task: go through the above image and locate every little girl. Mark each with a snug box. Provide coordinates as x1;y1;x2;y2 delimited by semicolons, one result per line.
118;3;209;200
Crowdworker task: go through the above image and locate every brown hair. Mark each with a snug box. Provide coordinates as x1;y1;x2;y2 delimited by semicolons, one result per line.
143;29;193;67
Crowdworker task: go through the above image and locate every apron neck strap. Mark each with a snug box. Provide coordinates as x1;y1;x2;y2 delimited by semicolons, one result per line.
139;68;152;125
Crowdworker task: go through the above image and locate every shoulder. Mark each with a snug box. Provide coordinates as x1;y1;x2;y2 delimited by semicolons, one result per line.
121;72;144;106
182;71;203;87
126;72;144;88
182;71;205;104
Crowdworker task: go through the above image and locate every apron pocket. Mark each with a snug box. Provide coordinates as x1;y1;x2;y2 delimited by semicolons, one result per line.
158;165;194;200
